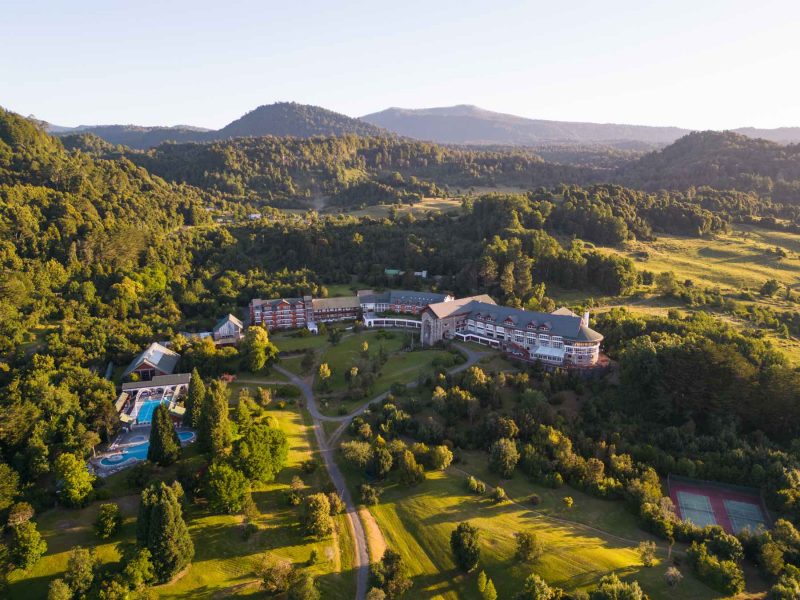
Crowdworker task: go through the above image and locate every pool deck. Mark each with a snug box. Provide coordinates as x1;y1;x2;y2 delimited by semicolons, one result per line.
93;425;195;477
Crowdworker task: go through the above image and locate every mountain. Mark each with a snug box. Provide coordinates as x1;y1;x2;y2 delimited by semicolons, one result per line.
360;105;692;147
48;102;389;149
617;130;800;200
216;102;386;139
732;127;800;145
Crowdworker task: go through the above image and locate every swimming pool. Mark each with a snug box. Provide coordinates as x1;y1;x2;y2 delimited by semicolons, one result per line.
98;430;195;469
134;399;168;425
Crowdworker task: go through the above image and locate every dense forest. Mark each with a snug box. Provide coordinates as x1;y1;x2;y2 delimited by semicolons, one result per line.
4;107;800;598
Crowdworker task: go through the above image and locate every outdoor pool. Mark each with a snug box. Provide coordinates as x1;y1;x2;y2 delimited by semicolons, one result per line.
98;430;195;469
134;399;168;425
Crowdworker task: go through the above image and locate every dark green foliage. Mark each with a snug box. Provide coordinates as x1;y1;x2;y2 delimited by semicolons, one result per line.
9;520;47;570
488;438;520;478
64;546;98;598
450;522;480;572
198;380;231;457
370;548;412;599
287;572;320;600
686;542;745;595
233;423;288;482
514;573;554;600
0;463;19;511
94;503;122;539
397;450;425;487
184;369;205;428
302;493;334;538
588;574;645;599
136;482;194;583
55;452;95;507
515;531;544;562
147;404;180;466
206;462;249;514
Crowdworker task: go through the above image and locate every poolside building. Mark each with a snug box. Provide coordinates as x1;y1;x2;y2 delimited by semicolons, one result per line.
122;343;181;381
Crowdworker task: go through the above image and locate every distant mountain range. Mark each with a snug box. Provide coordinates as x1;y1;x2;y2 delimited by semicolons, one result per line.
48;102;387;149
44;102;800;149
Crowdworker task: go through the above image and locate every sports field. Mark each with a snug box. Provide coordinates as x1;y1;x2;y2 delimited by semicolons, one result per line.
669;475;769;534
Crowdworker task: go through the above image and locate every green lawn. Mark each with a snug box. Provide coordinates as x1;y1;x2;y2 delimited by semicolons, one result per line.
317;331;453;415
273;331;330;353
599;226;800;294
352;467;724;600
8;404;356;599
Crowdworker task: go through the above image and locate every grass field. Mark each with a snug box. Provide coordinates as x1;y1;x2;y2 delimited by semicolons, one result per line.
317;331;453;415
7;403;356;599
348;464;725;600
600;226;800;294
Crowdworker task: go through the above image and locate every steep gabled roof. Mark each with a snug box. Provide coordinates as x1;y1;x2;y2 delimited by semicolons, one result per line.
213;313;243;333
122;343;180;377
425;294;495;318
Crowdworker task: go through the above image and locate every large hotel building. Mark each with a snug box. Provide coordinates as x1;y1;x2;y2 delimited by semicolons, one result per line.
249;290;602;368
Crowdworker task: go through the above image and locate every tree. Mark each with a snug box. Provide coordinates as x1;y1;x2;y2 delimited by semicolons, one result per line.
370;548;412;599
428;445;453;470
10;520;47;569
589;574;644;600
148;403;180;466
122;548;155;590
95;503;122;539
184;368;205;427
398;450;425;487
206;462;249;514
367;588;387;600
7;501;34;527
137;482;194;583
340;440;374;469
637;540;656;567
234;423;289;482
761;278;782;297
318;363;332;390
562;496;574;509
65;546;98;598
199;379;231;457
241;326;278;372
259;552;296;594
655;271;678;295
483;578;498;600
48;579;72;600
514;573;554;600
488;438;519;478
450;522;480;572
288;572;320;600
515;531;544;562
664;566;683;589
478;570;487;593
369;446;393;479
55;452;95;507
303;493;334;538
0;463;20;511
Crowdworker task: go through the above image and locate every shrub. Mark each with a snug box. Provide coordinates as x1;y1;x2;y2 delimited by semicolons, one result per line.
515;531;544;562
528;493;541;506
686;542;745;595
491;487;507;502
360;484;382;506
450;522;480;572
94;503;122;539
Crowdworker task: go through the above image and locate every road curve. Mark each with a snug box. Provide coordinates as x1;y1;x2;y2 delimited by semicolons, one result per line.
273;365;370;600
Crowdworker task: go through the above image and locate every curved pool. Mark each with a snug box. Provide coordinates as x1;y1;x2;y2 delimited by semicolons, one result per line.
99;431;195;469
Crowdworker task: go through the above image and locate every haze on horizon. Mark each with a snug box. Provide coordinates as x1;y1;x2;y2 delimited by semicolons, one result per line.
4;0;799;131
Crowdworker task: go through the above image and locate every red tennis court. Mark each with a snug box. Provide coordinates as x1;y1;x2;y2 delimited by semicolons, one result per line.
668;474;770;534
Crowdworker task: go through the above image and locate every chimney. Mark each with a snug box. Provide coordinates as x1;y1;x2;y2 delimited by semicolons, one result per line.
582;310;590;327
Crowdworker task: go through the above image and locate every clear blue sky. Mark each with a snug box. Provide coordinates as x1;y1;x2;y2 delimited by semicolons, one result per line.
3;0;799;129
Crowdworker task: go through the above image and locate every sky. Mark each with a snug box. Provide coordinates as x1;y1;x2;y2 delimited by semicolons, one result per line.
3;0;799;130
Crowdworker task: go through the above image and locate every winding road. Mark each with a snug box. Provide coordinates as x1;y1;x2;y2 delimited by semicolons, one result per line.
260;342;489;600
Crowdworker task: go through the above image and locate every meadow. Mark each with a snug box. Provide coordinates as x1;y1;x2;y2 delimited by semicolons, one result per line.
7;399;357;599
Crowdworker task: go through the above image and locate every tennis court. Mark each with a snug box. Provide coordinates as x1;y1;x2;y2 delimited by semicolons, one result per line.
669;474;770;534
676;491;718;528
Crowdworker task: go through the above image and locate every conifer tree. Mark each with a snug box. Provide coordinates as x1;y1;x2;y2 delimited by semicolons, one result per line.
184;369;205;428
198;380;231;457
148;404;180;466
136;482;194;583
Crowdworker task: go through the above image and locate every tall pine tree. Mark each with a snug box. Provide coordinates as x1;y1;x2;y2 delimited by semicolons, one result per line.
184;369;205;428
137;482;194;583
198;380;231;458
147;404;180;466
